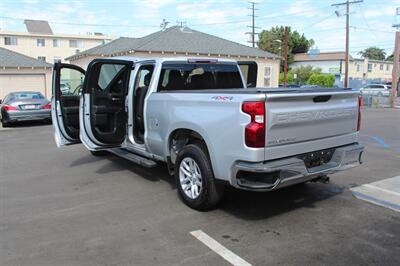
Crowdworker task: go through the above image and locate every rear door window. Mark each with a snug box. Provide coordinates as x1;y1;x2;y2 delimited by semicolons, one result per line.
158;63;244;91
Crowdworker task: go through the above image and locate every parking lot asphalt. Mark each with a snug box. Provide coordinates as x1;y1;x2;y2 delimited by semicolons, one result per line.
1;108;400;266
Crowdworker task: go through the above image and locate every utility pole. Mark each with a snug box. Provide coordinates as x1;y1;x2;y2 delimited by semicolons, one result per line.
332;0;363;88
246;1;260;48
392;8;400;108
284;27;289;86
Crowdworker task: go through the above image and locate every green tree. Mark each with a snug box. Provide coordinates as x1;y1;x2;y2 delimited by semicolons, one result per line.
257;26;314;65
307;74;335;87
290;65;322;84
386;53;394;61
358;47;386;60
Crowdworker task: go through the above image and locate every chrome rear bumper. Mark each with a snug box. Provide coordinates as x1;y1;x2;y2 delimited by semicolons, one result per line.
232;143;364;191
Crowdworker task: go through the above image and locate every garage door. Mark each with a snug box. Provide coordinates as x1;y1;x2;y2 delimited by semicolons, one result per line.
0;74;46;99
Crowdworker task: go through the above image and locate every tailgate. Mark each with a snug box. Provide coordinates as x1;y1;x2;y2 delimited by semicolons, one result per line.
265;90;359;147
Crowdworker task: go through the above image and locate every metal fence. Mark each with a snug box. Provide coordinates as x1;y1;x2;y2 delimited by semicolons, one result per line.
362;94;392;108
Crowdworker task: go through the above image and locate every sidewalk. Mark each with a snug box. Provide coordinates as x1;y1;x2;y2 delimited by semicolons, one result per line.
351;176;400;212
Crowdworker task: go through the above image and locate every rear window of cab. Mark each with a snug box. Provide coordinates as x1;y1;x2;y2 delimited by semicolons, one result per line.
158;63;243;91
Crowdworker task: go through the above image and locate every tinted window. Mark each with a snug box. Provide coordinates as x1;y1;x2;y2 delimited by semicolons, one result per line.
158;63;243;91
12;92;44;100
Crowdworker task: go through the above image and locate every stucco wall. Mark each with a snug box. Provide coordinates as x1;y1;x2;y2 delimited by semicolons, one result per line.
0;32;110;64
0;67;52;99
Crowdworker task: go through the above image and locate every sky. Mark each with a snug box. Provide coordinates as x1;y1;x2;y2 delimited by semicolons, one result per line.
0;0;399;57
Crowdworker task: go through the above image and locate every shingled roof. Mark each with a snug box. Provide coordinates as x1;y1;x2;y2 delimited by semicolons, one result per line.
0;47;52;68
66;26;278;61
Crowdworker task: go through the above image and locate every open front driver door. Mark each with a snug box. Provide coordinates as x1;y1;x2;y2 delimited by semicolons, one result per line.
238;61;258;88
80;59;133;151
52;62;85;147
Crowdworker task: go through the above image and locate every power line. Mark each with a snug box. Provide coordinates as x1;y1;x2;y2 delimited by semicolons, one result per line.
331;0;364;88
246;1;260;47
0;16;159;28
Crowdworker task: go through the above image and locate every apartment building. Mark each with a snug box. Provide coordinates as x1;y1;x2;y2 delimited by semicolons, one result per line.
0;20;113;64
291;52;393;84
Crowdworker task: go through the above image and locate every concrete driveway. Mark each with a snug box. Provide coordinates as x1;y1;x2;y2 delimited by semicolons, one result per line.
1;109;399;265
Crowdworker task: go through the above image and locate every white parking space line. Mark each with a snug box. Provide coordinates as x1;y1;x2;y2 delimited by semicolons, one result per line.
190;230;252;266
351;176;400;213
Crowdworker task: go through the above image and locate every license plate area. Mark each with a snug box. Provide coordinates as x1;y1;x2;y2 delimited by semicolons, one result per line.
298;148;335;169
22;105;37;110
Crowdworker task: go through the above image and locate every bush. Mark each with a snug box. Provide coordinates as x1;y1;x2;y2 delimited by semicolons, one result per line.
279;72;294;84
291;65;322;84
307;74;335;87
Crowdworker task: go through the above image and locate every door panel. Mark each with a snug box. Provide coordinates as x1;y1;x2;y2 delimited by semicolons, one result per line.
81;59;133;148
52;62;85;147
238;61;258;88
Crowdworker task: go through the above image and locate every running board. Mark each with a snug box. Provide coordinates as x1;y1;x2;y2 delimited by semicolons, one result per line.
108;148;157;168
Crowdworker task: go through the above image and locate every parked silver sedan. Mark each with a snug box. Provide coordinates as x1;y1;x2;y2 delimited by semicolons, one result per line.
360;84;391;97
0;91;51;127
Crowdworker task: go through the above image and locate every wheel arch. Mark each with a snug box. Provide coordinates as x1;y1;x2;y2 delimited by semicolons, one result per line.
167;128;212;166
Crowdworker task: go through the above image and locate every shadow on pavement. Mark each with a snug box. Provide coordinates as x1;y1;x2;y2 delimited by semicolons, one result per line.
70;152;343;219
219;183;344;220
2;120;51;128
76;153;176;189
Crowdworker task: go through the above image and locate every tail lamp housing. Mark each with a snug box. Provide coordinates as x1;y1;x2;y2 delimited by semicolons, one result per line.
242;101;265;148
42;103;51;109
3;104;17;111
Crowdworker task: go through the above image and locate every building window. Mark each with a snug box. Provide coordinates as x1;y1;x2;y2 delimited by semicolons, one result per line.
37;39;45;47
386;64;390;71
380;64;383;70
37;56;46;62
53;39;61;47
367;63;373;72
264;66;271;87
4;36;17;45
356;64;360;72
69;39;84;48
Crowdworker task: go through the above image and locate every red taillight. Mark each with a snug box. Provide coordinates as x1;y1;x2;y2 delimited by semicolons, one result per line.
242;101;265;148
42;103;51;109
357;95;362;131
3;104;17;111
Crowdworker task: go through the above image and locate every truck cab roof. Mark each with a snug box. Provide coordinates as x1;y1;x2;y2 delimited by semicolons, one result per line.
108;56;239;64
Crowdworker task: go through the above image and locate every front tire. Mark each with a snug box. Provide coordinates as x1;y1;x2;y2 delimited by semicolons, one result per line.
174;143;224;211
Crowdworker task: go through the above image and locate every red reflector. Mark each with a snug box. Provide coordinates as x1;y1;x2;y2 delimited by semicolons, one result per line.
42;103;51;109
357;95;362;131
242;101;265;148
4;104;17;111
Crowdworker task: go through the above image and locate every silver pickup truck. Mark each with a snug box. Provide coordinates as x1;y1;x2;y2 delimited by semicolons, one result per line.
52;57;364;210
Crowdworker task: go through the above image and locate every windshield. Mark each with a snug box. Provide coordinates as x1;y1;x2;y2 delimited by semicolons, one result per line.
11;92;45;100
158;63;244;91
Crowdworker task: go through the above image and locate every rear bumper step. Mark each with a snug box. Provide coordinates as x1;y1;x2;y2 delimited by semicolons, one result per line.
232;143;364;191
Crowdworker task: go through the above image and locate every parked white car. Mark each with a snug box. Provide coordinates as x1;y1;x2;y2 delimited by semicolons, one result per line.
360;84;391;97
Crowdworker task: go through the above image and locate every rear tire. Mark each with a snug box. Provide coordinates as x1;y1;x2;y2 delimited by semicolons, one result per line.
174;143;224;211
1;120;11;128
90;150;108;156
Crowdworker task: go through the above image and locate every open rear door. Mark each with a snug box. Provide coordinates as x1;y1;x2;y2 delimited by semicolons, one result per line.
238;61;258;88
52;62;85;147
80;59;133;150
